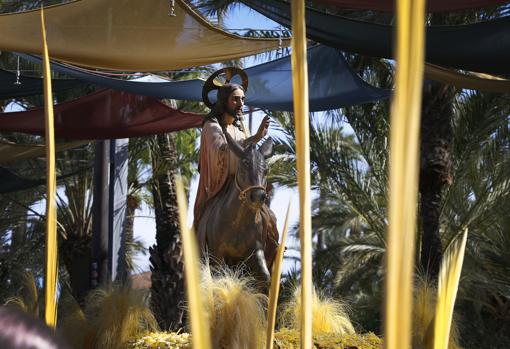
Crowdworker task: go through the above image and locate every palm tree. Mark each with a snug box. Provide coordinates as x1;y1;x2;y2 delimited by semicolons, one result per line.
271;86;510;342
147;93;202;331
56;144;95;303
148;132;187;331
419;81;456;281
0;190;46;303
440;90;510;346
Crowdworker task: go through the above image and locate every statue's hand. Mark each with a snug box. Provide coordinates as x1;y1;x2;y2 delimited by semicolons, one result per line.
256;115;270;140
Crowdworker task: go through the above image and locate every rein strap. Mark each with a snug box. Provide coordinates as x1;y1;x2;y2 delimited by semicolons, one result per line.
235;176;266;203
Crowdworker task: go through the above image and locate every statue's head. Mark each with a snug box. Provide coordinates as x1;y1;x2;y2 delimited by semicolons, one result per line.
215;83;245;122
202;67;248;128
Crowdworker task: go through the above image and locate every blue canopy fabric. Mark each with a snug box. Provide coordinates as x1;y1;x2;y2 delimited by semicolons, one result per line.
19;45;389;112
243;45;390;111
17;53;204;101
242;0;510;75
0;68;83;99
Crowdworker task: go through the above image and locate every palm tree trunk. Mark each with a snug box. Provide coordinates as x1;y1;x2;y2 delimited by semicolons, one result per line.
419;80;455;282
149;133;186;331
61;235;92;304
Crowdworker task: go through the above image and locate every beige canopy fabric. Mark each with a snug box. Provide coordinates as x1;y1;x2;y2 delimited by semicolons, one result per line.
0;140;88;164
0;0;287;71
425;64;510;93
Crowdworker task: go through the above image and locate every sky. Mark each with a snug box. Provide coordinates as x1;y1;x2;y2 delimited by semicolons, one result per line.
131;3;303;273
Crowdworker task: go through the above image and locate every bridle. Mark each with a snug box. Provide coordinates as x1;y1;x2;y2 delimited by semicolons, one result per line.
234;171;266;204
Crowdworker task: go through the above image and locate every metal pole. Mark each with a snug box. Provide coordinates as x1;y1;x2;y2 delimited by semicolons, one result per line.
108;138;129;283
91;140;110;288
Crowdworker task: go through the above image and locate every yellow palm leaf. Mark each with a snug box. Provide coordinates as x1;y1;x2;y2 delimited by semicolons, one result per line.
384;0;426;348
433;229;468;349
266;202;291;349
174;176;211;349
41;6;59;329
290;0;313;348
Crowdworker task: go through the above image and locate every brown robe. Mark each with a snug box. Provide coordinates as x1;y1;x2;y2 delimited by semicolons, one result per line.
193;120;246;228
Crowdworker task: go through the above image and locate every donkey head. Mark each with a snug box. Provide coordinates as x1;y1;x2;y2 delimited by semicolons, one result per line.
227;136;273;209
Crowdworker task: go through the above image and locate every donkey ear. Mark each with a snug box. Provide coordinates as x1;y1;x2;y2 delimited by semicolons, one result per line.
259;138;273;159
225;131;244;158
224;132;244;158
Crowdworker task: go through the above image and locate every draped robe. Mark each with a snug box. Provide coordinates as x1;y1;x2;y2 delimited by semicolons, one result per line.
193;120;245;228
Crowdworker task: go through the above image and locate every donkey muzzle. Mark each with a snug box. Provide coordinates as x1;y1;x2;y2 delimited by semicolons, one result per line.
249;189;267;207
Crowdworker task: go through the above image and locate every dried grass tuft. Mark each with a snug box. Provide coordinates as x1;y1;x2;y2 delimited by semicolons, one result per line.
201;263;267;349
60;287;158;349
412;279;461;349
279;286;355;336
5;271;40;317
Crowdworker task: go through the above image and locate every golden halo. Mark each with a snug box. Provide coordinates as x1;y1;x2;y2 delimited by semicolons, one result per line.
202;67;249;108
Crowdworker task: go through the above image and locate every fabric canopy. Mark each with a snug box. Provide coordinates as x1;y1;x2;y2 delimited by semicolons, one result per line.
424;65;510;92
310;0;509;12
21;45;390;111
243;0;510;75
0;68;83;99
0;140;88;164
0;0;286;71
18;53;205;101
241;45;390;110
0;89;203;139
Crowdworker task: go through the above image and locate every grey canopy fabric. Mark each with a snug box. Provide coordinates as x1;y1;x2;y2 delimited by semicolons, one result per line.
20;45;389;112
0;68;83;99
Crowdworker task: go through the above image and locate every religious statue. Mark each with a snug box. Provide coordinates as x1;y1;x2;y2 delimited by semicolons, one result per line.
193;68;279;288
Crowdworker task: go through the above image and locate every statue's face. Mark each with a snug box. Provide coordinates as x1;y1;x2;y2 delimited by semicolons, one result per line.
225;88;245;118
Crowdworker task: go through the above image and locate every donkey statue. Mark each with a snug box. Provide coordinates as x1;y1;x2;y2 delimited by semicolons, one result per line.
195;133;279;290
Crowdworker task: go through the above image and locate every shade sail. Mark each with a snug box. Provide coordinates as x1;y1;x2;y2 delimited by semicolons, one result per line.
19;53;205;101
244;45;390;110
0;0;286;71
21;45;390;111
424;65;510;92
0;140;88;164
0;68;83;99
310;0;509;12
0;89;204;139
242;0;510;74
